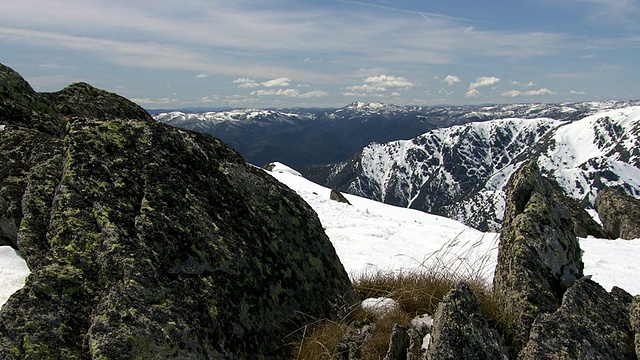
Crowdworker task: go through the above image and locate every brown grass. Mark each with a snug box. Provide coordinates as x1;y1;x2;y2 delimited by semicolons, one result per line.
289;234;521;359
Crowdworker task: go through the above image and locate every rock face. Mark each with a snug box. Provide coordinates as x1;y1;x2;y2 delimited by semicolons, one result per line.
493;161;585;354
425;283;502;360
595;187;640;239
519;279;636;359
0;64;357;358
632;296;640;358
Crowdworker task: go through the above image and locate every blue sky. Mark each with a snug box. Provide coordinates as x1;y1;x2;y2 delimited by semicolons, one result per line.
2;0;639;109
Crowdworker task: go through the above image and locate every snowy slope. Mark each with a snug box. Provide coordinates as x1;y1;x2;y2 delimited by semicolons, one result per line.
266;162;640;295
319;106;640;231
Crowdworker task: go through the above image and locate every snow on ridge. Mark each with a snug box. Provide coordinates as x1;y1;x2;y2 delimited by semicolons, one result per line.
267;163;498;281
266;162;640;295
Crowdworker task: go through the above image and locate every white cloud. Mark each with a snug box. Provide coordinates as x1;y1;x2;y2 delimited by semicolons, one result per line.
251;88;328;98
469;76;500;90
501;88;555;97
527;88;554;96
233;78;260;88
364;75;415;89
569;90;587;95
343;75;415;97
261;77;291;87
442;74;461;86
465;89;481;98
342;91;387;98
511;80;536;87
502;90;523;98
298;90;330;98
196;72;214;78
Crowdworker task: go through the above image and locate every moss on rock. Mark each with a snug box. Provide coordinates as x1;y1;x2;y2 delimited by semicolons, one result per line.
0;63;357;358
492;161;585;355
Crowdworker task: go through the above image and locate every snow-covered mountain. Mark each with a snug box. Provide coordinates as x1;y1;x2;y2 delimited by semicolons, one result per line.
304;107;640;231
153;100;639;169
265;162;640;295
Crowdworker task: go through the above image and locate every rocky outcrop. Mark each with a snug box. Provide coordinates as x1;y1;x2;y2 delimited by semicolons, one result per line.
330;188;352;205
0;64;357;358
595;187;640;239
425;283;502;360
493;161;585;354
519;279;636;359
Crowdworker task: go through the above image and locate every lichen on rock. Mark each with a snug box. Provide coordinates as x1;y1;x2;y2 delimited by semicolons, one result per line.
425;283;502;360
492;161;585;354
520;279;636;359
595;187;640;239
0;63;357;358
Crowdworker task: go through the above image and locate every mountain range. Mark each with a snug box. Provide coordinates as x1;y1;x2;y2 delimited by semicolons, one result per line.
154;100;640;231
153;100;640;169
305;107;640;231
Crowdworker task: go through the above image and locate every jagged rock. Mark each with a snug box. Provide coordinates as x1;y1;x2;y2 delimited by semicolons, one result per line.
632;296;640;358
553;186;607;238
425;283;502;360
330;188;352;205
0;64;357;358
610;286;634;308
493;161;584;354
595;187;640;239
520;279;636;359
383;323;410;360
406;328;423;360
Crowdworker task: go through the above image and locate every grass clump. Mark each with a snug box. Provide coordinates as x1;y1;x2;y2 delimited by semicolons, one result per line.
290;235;521;359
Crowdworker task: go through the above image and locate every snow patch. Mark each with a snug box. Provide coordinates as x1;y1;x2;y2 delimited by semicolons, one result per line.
361;297;399;315
0;247;30;307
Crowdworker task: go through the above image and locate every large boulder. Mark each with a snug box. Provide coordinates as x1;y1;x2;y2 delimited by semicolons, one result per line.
519;279;636;359
595;187;640;239
493;161;585;354
425;283;502;360
0;64;357;358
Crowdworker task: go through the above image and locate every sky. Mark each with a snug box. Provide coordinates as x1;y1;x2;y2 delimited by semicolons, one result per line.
2;0;640;109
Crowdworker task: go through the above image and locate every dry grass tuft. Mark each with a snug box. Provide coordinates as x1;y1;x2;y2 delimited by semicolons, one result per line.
289;234;521;359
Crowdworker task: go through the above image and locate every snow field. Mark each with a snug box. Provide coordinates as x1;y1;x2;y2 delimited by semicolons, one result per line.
268;162;640;295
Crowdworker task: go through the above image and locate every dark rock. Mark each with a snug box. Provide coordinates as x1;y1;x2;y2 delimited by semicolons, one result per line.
0;64;357;358
406;328;423;360
632;296;640;358
610;286;634;308
425;283;502;360
383;323;410;360
331;188;352;205
595;187;640;239
335;319;371;360
493;161;584;354
520;279;636;359
553;186;607;238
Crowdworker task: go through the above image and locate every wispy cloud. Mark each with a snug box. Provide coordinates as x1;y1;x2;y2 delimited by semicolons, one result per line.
502;88;555;97
469;76;500;90
234;78;260;88
442;75;461;86
511;80;536;87
343;75;415;97
261;78;291;87
251;88;329;98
